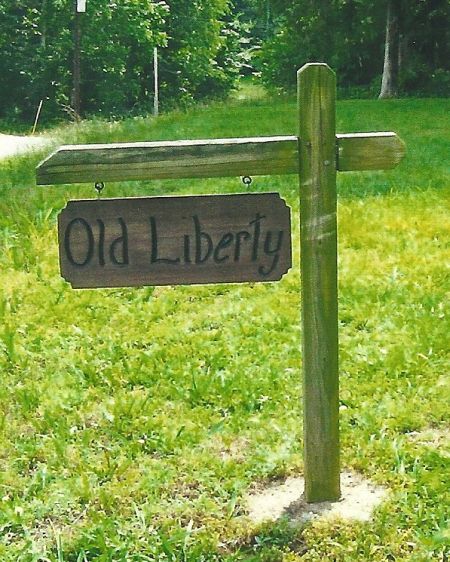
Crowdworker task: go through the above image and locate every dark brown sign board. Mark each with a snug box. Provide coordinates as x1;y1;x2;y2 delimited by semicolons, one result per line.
58;192;292;288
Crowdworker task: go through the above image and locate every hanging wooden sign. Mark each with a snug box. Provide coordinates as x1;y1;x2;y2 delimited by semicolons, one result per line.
40;63;407;503
58;192;292;288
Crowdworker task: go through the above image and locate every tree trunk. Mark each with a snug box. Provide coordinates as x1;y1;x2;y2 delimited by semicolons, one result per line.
41;0;47;49
72;1;82;119
379;0;401;98
265;0;271;36
398;32;407;74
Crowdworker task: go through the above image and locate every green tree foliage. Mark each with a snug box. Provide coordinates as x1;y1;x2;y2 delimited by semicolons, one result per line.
0;0;168;120
399;0;450;95
159;0;246;106
80;0;168;116
230;0;275;75
0;0;244;122
233;0;274;43
258;0;450;96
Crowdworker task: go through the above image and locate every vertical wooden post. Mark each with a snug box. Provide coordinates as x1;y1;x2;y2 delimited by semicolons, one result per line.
298;63;340;502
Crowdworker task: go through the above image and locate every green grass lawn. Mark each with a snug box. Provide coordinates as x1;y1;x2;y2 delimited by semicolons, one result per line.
0;90;449;561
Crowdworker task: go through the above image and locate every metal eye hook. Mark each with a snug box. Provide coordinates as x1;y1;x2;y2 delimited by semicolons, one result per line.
241;176;252;190
94;181;105;198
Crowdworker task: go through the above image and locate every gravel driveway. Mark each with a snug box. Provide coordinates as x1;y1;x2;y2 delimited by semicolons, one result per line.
0;133;52;159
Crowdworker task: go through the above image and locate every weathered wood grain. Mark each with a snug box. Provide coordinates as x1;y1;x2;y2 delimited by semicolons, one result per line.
36;133;405;185
337;131;406;171
37;136;299;184
58;193;292;288
298;63;340;502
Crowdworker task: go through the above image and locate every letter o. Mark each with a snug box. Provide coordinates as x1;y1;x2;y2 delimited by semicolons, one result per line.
64;218;94;266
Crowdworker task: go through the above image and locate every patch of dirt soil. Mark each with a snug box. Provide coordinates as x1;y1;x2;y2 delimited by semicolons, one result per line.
246;471;387;524
406;428;450;457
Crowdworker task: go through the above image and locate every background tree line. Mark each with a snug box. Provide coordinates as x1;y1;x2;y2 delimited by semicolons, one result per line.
257;0;449;98
0;0;447;124
0;0;246;122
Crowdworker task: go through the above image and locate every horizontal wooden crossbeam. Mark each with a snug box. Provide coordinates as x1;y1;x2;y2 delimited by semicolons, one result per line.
36;132;405;185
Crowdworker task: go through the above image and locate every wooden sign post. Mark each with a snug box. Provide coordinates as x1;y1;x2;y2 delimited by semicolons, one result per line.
37;63;405;503
298;65;339;501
